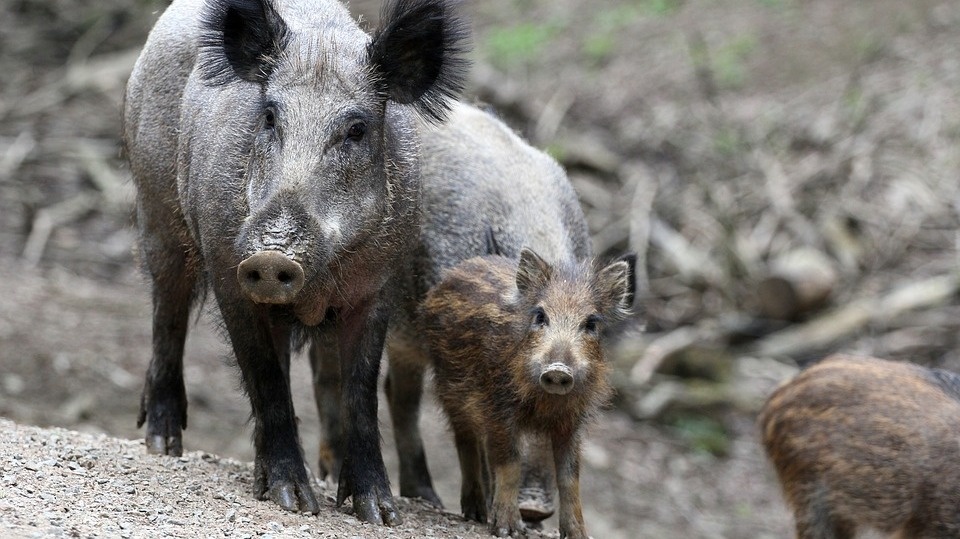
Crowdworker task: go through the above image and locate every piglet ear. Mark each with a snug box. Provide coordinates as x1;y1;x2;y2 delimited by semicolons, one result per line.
516;248;552;297
596;254;636;321
368;0;470;122
199;0;289;84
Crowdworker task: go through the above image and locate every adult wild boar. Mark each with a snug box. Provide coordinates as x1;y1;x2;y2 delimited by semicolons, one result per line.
309;102;606;519
122;0;468;525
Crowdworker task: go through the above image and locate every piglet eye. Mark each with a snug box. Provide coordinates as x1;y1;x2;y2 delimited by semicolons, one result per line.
531;307;549;328
346;121;366;142
583;314;602;335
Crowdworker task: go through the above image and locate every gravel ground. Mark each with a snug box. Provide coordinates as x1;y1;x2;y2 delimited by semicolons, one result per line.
0;418;512;539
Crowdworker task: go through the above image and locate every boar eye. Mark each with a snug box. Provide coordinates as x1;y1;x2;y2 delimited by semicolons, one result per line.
531;306;549;329
346;121;366;142
582;314;603;335
263;106;277;130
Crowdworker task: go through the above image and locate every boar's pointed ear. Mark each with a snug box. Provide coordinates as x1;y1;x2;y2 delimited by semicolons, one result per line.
516;248;552;297
368;0;470;122
484;226;504;257
596;254;636;321
199;0;289;84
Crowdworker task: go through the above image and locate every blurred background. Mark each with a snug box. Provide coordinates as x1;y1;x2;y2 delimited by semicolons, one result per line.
3;0;960;537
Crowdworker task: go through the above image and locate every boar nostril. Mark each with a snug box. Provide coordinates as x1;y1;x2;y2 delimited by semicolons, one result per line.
237;251;305;304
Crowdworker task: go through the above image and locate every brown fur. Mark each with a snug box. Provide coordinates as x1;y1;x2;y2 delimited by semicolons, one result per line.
759;354;960;539
419;250;632;539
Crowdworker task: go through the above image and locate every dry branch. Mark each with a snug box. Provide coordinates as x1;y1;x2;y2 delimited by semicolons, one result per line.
4;48;140;120
749;272;960;359
22;194;100;267
757;248;838;320
649;217;725;288
0;131;36;182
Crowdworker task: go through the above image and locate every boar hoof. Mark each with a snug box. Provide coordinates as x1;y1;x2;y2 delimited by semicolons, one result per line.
145;434;183;457
336;474;403;526
402;484;443;508
238;251;305;304
518;485;555;522
265;481;320;515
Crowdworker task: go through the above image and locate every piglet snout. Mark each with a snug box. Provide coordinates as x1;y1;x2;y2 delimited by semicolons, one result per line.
540;363;574;395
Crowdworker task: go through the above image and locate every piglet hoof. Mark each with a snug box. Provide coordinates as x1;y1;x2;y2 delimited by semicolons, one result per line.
336;472;402;526
559;525;589;539
461;493;487;523
490;507;525;537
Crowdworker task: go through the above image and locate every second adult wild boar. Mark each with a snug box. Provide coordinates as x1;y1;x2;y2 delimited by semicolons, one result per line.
309;102;595;512
122;0;467;524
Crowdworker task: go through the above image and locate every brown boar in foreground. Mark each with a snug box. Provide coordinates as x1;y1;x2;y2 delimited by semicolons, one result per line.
759;354;960;539
419;248;635;538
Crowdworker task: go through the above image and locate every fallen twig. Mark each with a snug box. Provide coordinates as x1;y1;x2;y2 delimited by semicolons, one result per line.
748;272;960;359
22;193;100;266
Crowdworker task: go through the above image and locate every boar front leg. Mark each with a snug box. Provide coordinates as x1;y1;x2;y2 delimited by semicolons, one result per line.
553;431;587;539
335;297;401;526
136;207;197;457
214;277;319;514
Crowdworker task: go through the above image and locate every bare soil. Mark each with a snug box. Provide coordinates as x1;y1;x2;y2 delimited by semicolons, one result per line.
4;0;960;538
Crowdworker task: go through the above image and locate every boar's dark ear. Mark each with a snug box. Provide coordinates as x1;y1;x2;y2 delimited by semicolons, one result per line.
199;0;290;84
484;226;504;257
596;254;636;321
368;0;470;122
516;248;552;297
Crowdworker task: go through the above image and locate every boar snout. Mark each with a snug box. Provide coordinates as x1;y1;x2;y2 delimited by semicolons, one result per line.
540;363;574;395
238;251;305;304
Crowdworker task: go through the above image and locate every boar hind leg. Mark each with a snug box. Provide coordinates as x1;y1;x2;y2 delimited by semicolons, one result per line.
385;341;442;506
308;331;343;482
552;433;587;539
335;298;401;526
136;218;197;457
